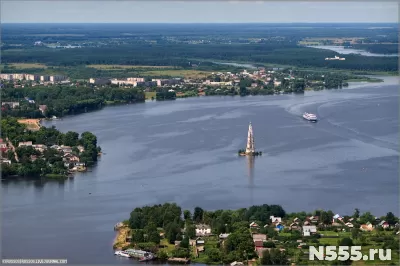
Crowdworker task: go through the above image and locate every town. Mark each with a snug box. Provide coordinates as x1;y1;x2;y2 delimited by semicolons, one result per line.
1;67;380;120
113;203;400;265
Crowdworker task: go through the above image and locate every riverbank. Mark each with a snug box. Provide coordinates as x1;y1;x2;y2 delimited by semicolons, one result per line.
113;224;131;250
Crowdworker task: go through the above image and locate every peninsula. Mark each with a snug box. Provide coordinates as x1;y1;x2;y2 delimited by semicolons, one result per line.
114;203;400;265
0;117;101;180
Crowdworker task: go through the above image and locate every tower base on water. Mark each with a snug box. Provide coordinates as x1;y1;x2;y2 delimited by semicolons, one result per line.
238;150;262;156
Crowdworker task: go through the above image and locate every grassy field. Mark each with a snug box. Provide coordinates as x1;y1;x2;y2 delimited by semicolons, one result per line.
140;69;210;78
159;238;175;254
145;92;156;100
87;64;172;69
3;63;48;69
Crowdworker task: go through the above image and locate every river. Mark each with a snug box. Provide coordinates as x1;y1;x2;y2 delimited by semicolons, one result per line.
1;76;399;264
307;45;398;57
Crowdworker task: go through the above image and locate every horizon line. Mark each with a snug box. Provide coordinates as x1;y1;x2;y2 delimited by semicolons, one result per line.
2;22;398;24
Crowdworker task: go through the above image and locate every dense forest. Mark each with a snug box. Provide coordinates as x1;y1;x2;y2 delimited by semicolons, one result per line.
1;85;145;118
2;44;397;72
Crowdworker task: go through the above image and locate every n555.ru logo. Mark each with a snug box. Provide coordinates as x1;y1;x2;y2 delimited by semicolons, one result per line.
309;246;391;261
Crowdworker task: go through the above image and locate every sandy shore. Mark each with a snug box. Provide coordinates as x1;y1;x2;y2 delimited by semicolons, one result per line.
113;225;131;250
17;119;42;131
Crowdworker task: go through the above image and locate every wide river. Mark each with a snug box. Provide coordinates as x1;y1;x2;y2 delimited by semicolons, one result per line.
2;76;399;264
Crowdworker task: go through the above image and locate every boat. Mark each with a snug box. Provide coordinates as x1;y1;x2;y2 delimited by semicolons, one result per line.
114;250;131;258
303;112;318;122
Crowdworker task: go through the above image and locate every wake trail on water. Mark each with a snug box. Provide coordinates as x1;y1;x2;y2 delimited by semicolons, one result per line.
284;95;399;152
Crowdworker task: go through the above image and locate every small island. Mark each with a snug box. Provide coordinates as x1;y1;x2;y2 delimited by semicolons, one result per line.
0;117;101;180
113;203;400;265
238;122;262;156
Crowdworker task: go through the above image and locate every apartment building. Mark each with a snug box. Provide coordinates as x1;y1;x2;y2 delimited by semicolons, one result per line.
89;78;110;85
50;75;67;82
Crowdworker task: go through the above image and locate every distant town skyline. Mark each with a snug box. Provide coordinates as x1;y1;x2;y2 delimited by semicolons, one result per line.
1;1;398;23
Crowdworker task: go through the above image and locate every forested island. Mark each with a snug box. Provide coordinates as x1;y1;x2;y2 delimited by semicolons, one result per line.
113;203;400;265
0;117;101;179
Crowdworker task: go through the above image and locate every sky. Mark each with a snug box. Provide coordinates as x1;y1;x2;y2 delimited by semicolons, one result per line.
1;1;398;23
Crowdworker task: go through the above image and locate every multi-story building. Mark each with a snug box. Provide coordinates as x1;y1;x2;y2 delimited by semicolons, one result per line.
152;78;182;87
127;77;145;82
89;78;110;85
1;102;20;108
50;75;67;82
40;75;50;82
26;74;40;81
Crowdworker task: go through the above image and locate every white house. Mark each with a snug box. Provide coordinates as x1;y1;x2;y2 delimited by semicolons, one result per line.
270;216;282;223
195;224;211;236
302;225;317;236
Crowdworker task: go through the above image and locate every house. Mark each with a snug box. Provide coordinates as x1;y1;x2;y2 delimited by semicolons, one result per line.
32;144;47;153
249;222;260;229
50;145;62;151
63;153;80;162
293;217;300;223
61;145;72;153
309;216;319;223
219;233;230;240
360;223;374;232
230;262;244;266
289;222;300;230
275;223;284;232
195;224;211;236
0;139;8;152
18;141;33;147
302;225;317;236
77;145;85;153
254;241;263;249
196;238;205;246
38;105;47;114
1;159;11;164
174;241;181;247
345;222;354;228
303;220;311;226
270;216;282;223
379;221;390;229
189;239;197;247
252;234;267;242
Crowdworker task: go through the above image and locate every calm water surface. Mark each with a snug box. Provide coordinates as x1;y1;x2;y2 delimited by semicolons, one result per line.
2;77;399;264
308;45;398;57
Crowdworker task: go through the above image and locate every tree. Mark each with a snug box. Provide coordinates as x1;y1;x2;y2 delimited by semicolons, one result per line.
260;249;289;265
385;212;397;226
186;223;196;239
193;207;204;223
180;236;189;249
132;230;145;243
338;237;353;246
156;250;168;261
206;248;223;264
183;210;192;221
351;228;360;240
263;241;276;248
353;208;360;219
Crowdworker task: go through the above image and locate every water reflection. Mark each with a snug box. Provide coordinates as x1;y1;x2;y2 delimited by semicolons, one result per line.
246;155;255;205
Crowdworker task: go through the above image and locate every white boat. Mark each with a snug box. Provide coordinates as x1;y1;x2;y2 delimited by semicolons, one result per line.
303;112;318;122
114;250;130;258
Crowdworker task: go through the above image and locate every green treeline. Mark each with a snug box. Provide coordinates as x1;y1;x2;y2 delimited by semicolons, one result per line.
1;85;145;118
2;43;397;72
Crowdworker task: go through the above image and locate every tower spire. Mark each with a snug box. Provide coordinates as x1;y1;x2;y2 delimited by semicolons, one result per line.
245;122;255;154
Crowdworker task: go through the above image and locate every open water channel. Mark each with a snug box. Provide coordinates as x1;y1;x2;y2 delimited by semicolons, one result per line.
1;76;399;264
